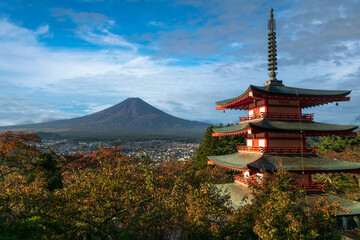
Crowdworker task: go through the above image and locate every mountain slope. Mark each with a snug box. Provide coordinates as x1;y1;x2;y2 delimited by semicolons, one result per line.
1;98;209;138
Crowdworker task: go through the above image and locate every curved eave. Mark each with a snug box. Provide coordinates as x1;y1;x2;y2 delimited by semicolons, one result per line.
215;85;352;110
207;152;262;171
212;120;358;137
252;85;351;98
208;160;246;172
300;97;351;108
212;131;249;137
249;154;360;172
215;86;253;110
212;123;250;137
251;120;358;135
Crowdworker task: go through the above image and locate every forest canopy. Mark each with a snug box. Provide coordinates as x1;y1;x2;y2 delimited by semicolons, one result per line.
0;131;357;239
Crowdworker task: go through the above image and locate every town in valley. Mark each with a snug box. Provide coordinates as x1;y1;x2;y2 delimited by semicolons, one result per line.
41;138;199;161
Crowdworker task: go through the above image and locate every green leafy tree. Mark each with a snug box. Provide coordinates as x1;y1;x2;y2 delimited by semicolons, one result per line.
0;131;61;239
193;124;245;168
247;169;341;240
314;133;360;201
32;152;63;191
317;134;360;153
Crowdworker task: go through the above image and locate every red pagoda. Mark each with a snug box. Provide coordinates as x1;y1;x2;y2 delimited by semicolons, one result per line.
207;9;359;190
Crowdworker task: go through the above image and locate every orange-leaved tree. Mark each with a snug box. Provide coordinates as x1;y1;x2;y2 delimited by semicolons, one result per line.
0;131;63;239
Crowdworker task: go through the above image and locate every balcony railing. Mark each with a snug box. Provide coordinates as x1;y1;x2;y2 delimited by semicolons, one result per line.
234;175;249;185
237;146;317;153
234;175;258;186
239;112;314;122
289;184;323;191
234;175;323;190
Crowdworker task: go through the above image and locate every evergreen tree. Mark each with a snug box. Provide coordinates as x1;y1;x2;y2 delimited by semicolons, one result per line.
34;152;63;191
317;134;360;153
193;124;245;168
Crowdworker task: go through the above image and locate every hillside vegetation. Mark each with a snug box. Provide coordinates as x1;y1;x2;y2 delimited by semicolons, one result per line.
0;131;346;239
314;134;360;202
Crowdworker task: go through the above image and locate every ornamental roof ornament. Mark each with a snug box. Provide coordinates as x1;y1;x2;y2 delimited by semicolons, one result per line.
264;8;284;86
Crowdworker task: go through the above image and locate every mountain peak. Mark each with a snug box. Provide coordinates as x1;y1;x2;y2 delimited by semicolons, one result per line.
123;97;143;102
1;98;209;138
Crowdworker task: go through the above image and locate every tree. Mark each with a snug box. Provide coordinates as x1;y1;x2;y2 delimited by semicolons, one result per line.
193;124;245;168
0;131;63;192
314;134;360;201
0;131;41;179
317;134;360;153
34;152;63;191
247;169;341;239
0;131;60;239
0;131;347;239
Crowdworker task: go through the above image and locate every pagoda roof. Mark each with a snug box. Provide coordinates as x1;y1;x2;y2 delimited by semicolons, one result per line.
216;85;253;106
306;193;360;216
213;122;250;134
212;119;357;136
216;85;351;108
208;152;360;173
215;183;360;216
253;85;350;98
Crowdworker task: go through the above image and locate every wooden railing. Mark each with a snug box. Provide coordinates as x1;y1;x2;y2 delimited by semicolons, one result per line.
239;112;314;122
289;183;323;191
234;175;323;190
234;175;249;185
237;146;317;153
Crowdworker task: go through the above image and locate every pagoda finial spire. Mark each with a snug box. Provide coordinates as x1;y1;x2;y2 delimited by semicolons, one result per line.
269;8;274;32
264;8;283;86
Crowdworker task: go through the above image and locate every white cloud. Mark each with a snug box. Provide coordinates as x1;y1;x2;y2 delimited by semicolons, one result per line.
77;30;137;49
228;42;246;49
0;94;81;126
35;25;50;36
0;18;38;44
148;21;166;28
0;19;140;86
84;103;113;113
51;8;135;48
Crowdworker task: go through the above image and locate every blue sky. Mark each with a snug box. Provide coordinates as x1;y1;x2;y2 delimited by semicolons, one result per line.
0;0;360;126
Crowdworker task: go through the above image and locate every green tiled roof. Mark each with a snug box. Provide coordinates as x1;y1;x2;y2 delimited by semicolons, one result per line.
208;152;261;170
306;193;360;216
215;183;253;209
252;120;358;132
208;152;360;172
216;85;351;106
215;183;360;215
213;122;250;134
212;119;358;134
252;85;351;97
251;154;360;172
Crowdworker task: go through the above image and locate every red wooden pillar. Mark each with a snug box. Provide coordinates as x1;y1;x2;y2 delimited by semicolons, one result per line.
308;174;312;185
264;131;268;149
302;132;306;152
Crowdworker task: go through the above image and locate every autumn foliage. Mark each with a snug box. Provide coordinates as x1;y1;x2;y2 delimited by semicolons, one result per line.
0;131;343;239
